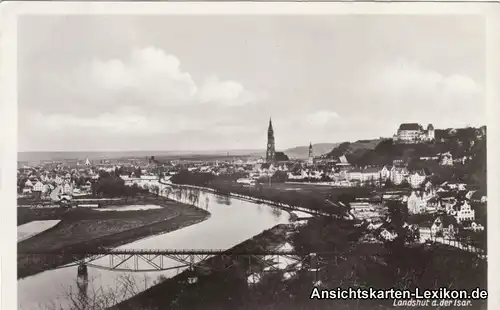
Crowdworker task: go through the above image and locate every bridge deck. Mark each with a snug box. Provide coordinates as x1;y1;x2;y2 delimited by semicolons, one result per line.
20;248;334;256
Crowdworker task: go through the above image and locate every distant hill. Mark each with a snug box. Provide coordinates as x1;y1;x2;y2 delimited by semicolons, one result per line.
284;143;340;159
17;149;263;163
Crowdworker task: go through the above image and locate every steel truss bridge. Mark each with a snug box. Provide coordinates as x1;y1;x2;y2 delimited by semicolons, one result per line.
23;249;351;273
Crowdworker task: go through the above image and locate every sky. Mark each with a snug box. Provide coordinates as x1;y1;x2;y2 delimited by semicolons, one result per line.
18;15;486;152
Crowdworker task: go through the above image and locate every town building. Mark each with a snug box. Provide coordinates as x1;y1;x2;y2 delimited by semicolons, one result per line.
390;167;409;185
336;155;351;171
440;152;453;166
454;201;475;222
408;171;427;188
407;191;427;214
431;215;458;237
346;167;381;183
33;181;43;192
380;165;392;181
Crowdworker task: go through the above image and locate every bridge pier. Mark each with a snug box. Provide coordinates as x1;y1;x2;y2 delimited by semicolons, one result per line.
187;255;198;284
310;253;320;286
76;263;89;308
77;263;89;285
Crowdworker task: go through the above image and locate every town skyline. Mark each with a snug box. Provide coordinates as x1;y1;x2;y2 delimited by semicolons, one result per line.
18;15;485;152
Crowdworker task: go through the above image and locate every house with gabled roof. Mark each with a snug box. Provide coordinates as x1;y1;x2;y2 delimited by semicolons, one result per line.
453;201;475;223
408;170;427;188
431;215;458;237
63;183;73;195
24;179;34;188
390;167;409;185
33;181;43;192
380;165;392;180
470;191;487;204
440;152;453;166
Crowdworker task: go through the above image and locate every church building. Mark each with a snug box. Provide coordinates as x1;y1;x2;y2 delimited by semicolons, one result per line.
308;142;314;165
266;118;276;163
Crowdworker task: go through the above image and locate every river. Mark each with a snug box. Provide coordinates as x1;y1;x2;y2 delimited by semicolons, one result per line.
18;184;291;310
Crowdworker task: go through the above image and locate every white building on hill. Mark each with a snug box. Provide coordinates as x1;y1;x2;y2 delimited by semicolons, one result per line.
395;123;435;143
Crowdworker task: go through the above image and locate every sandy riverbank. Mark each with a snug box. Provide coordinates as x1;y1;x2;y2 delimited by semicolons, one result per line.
17;194;210;279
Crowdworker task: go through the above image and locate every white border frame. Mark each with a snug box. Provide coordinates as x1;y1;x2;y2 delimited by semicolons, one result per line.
1;2;499;309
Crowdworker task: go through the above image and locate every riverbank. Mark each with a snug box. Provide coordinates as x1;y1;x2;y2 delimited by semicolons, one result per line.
115;215;487;310
160;180;337;217
18;220;61;242
17;193;210;279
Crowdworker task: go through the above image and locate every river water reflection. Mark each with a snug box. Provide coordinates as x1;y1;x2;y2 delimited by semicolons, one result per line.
18;185;291;310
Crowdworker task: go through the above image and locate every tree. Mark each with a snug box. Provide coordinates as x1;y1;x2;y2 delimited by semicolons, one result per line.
337;193;355;212
271;171;288;183
383;200;409;250
384;178;393;189
134;167;142;178
17;177;28;193
171;170;215;187
275;152;289;161
94;174;147;197
75;176;86;187
374;138;394;153
397;179;410;189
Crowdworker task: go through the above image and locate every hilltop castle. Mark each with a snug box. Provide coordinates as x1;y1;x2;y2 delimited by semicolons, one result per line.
394;123;435;144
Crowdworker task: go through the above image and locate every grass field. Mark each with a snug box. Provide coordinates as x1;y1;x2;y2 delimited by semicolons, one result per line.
261;182;363;197
208;180;372;214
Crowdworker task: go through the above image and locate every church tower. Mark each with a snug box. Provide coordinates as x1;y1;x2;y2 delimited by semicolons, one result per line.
266;118;276;163
308;142;314;165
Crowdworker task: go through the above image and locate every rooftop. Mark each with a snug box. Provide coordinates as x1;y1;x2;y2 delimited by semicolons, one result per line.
398;123;422;131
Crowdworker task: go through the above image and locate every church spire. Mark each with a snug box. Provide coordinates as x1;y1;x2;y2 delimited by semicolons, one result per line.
266;117;276;163
308;142;314;165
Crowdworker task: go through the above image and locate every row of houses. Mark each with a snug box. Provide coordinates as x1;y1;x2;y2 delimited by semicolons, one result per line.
22;179;84;197
341;166;428;188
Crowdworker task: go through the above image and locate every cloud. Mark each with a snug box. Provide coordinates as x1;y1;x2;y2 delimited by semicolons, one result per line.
198;76;244;105
372;59;481;98
91;47;198;103
89;46;265;107
26;109;164;136
305;110;340;126
22;104;240;139
19;46;270;148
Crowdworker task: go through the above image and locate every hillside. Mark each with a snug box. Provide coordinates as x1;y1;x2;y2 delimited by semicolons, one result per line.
325;127;486;190
284;143;340;159
326;139;382;160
